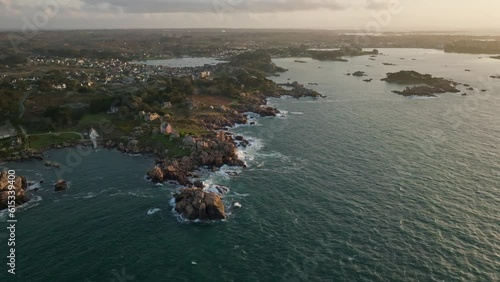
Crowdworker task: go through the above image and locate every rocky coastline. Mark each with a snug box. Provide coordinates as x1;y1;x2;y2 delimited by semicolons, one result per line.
0;51;325;219
146;94;322;221
0;84;324;219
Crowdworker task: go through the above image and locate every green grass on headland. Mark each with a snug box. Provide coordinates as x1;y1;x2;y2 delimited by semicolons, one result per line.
148;134;191;158
79;113;110;125
28;132;82;149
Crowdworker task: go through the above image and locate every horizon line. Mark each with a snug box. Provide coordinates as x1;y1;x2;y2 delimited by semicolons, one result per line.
1;27;500;35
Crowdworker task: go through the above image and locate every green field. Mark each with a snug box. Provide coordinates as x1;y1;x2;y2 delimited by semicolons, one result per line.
79;113;110;125
0;138;10;148
148;134;191;158
28;133;82;149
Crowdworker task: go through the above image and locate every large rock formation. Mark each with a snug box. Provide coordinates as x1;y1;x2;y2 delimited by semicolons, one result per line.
147;166;164;183
147;134;244;186
382;70;460;97
0;171;29;210
174;188;225;220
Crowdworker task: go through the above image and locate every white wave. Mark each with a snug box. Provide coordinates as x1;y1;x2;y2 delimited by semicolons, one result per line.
147;208;161;215
83;192;96;199
290;112;304;115
26;182;42;191
234;136;264;167
276;110;288;118
204;185;230;195
15;195;43;213
255;151;290;162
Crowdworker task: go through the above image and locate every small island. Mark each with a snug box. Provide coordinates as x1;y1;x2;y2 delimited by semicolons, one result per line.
382;70;460;97
310;47;379;62
352;71;367;77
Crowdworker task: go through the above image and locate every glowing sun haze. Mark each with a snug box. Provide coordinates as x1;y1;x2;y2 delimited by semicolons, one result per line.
0;0;499;31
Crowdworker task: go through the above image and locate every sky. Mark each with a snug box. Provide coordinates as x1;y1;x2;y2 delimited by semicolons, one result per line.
0;0;500;32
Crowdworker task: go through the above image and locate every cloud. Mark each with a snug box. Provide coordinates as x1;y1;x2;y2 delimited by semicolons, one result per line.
78;0;390;14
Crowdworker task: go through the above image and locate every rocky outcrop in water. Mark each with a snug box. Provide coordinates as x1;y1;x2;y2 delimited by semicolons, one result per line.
54;180;68;192
352;71;367;77
382;70;460;97
147;166;164;183
45;161;60;168
253;106;280;117
0;171;29;210
277;81;325;98
174;188;226;220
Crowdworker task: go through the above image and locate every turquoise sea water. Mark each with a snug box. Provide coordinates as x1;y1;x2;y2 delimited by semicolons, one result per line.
1;49;499;281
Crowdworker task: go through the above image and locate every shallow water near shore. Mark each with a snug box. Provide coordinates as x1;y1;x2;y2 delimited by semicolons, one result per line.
1;49;500;281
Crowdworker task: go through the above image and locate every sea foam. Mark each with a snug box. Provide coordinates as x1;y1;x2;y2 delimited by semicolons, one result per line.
147;208;161;215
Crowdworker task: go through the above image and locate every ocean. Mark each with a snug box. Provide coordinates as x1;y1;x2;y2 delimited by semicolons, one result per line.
1;49;499;281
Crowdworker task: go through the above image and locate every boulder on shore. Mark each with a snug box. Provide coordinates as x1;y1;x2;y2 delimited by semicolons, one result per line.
174;188;225;221
0;171;29;210
147;166;164;183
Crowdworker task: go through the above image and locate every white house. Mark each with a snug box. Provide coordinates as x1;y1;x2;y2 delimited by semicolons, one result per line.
200;71;211;79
